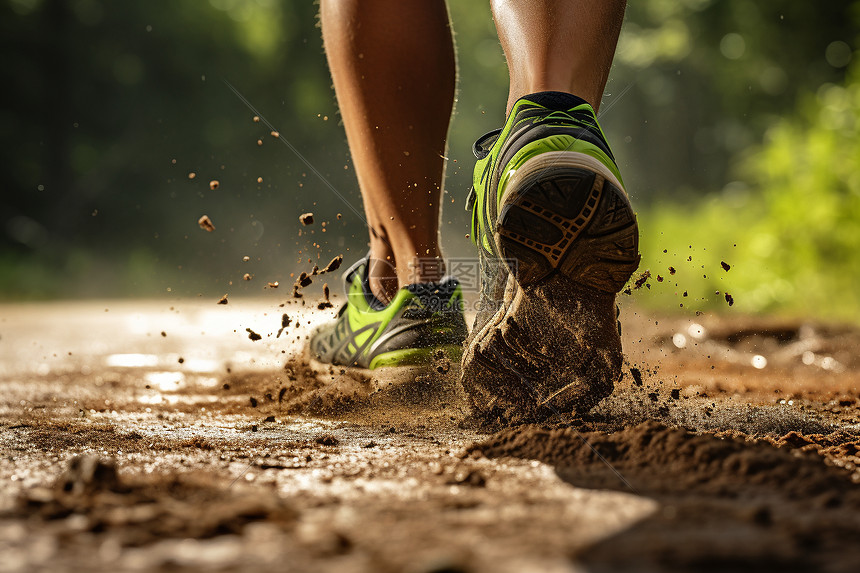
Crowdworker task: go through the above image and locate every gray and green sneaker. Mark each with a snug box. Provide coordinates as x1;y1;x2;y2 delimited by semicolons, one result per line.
461;91;640;423
308;257;468;377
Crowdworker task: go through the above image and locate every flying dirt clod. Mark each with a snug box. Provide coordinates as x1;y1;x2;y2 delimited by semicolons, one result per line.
320;255;343;274
317;284;333;310
197;215;215;232
276;313;292;338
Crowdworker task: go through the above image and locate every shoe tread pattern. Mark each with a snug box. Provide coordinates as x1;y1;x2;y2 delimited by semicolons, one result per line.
496;165;639;292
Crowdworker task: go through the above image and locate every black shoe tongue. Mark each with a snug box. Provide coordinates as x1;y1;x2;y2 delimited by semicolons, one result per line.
519;91;590;111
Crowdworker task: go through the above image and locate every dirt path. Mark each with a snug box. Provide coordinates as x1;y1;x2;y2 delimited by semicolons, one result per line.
1;299;859;572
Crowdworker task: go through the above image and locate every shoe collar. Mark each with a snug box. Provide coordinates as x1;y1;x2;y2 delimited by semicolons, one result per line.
473;128;502;160
342;254;387;311
510;91;592;113
343;254;461;311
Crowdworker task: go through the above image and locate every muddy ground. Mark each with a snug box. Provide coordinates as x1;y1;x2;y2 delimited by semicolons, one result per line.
1;298;859;572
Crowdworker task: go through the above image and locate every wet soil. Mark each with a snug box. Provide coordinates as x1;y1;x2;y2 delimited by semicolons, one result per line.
1;300;859;572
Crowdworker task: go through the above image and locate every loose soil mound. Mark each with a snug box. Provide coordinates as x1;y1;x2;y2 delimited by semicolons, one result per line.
471;421;860;572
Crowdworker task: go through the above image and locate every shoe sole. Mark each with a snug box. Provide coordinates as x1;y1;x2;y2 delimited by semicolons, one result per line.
497;152;639;291
305;344;463;392
461;152;639;423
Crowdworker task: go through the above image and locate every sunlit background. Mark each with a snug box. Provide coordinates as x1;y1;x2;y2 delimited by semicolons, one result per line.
2;0;858;320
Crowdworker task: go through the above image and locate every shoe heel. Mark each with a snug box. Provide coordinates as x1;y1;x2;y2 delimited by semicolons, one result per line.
495;152;640;292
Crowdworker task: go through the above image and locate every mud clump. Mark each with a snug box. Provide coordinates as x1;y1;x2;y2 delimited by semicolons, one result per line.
630;367;643;387
318;283;333;310
293;272;313;298
314;434;340;446
9;455;296;547
55;455;120;495
320;255;343;274
299;212;314;225
197;214;215;232
246;328;262;341
295;272;313;288
277;313;292;338
633;270;651;290
447;468;487;488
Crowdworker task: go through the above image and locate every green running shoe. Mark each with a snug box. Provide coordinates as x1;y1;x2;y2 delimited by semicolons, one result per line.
461;91;640;423
308;257;468;376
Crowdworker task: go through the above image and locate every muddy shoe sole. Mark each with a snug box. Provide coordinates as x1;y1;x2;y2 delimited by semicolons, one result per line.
461;152;639;423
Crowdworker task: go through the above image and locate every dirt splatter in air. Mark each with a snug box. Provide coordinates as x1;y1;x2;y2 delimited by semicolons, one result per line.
197;215;215;232
318;284;333;310
320;255;343;274
276;313;292;338
633;270;651;289
294;272;313;289
299;213;314;226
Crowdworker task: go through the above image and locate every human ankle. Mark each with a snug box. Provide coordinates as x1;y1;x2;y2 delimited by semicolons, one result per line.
399;252;445;286
367;254;398;305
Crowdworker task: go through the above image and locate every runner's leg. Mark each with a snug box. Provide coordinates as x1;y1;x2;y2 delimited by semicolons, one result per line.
320;0;456;303
491;0;626;112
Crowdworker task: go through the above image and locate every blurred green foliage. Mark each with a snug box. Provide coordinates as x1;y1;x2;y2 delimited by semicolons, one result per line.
637;57;860;320
0;0;858;320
